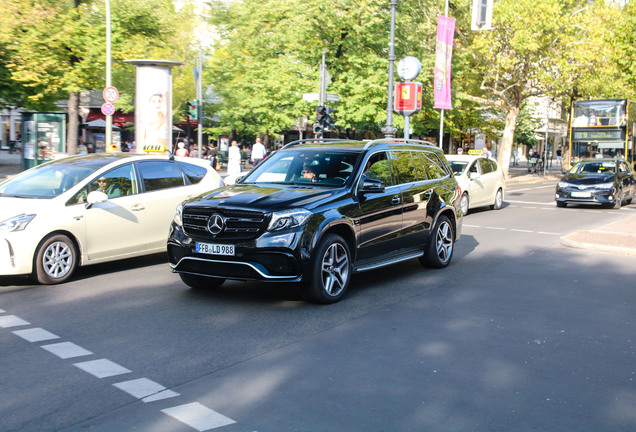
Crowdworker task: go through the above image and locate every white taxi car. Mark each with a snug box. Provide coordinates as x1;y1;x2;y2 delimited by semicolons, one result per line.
0;153;222;284
445;154;505;216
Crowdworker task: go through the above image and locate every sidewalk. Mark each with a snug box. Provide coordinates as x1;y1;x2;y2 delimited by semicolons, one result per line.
1;150;635;256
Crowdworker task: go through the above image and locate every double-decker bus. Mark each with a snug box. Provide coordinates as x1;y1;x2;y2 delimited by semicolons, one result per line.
569;99;635;168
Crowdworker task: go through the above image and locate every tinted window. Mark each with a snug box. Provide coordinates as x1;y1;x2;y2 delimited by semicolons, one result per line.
177;161;207;184
364;152;393;186
390;151;417;184
139;161;185;192
411;151;426;180
419;152;446;179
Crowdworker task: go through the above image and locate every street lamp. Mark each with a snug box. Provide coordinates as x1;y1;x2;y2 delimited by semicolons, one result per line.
382;0;398;139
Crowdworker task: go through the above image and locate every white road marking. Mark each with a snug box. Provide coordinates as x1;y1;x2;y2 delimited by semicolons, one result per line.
0;315;30;328
463;225;564;236
41;341;93;359
13;328;60;342
510;229;533;233
74;359;132;378
113;378;180;402
0;308;6;313
162;403;236;431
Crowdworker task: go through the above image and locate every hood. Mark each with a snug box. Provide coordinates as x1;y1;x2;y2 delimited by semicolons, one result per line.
189;184;343;212
562;173;614;184
0;196;57;221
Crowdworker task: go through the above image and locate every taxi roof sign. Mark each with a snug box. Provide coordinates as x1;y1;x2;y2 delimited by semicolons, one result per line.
143;144;167;153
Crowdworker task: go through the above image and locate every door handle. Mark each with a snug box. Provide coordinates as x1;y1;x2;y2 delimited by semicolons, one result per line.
131;204;145;211
391;195;401;205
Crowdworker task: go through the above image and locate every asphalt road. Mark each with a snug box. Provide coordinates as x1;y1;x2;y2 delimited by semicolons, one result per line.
2;179;636;432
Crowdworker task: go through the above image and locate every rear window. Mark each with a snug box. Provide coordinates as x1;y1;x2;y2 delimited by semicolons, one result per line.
177;161;208;184
138;161;185;192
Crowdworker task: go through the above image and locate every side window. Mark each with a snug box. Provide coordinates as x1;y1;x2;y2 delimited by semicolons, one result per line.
389;151;417;184
69;164;136;205
478;158;493;174
468;161;479;175
139;161;185;192
363;152;393;186
419;152;446;179
176;161;207;184
411;151;426;180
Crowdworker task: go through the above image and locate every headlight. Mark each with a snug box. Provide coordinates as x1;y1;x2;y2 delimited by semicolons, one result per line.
557;181;571;189
0;214;36;233
595;182;614;190
268;209;311;232
173;204;183;227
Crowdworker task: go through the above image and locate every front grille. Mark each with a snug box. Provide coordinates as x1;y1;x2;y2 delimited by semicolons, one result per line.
183;207;268;241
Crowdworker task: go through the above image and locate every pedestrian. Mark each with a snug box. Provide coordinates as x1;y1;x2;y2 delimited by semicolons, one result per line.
207;143;219;170
251;137;266;167
556;147;562;165
512;147;518;166
457;147;464;155
189;144;199;158
175;141;189;157
227;140;242;177
482;145;493;158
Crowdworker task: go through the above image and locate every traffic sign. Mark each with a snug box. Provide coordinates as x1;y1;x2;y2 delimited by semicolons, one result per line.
394;82;423;116
326;93;340;102
103;86;119;103
101;103;115;116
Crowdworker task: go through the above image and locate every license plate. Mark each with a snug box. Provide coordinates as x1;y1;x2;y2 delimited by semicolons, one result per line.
195;242;235;256
571;191;591;198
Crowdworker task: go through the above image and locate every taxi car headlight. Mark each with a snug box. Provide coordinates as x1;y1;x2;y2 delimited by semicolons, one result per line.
268;209;311;232
595;182;614;190
0;214;36;234
557;181;572;189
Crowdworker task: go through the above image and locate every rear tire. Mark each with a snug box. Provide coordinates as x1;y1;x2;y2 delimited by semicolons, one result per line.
179;273;225;289
34;234;77;284
459;193;469;216
490;188;504;210
303;234;351;304
420;215;454;269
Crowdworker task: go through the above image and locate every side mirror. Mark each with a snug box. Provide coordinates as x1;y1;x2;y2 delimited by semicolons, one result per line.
86;191;108;209
469;172;480;180
360;178;385;193
235;175;245;184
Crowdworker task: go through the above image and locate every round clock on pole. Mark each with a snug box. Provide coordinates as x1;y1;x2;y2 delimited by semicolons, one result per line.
397;56;422;82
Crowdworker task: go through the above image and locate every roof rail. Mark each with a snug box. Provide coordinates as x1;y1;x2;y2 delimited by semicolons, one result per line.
362;138;436;150
281;138;354;149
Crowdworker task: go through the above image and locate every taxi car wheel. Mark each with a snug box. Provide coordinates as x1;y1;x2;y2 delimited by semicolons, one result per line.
459;193;469;216
179;273;225;289
34;234;77;285
490;188;504;210
420;215;454;269
303;234;351;304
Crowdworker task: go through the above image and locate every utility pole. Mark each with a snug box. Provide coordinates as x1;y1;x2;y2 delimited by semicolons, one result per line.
105;0;112;149
196;47;203;158
382;0;398;138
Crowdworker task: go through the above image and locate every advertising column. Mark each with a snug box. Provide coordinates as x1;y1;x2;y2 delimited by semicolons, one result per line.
124;59;182;154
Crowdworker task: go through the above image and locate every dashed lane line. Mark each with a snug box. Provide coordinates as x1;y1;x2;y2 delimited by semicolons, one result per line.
464;224;563;236
0;308;238;431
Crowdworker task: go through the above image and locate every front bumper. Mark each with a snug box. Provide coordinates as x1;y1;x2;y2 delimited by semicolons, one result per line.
0;235;35;276
555;186;618;206
167;224;306;283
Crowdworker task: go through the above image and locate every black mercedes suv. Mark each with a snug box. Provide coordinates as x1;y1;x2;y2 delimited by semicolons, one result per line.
167;139;462;303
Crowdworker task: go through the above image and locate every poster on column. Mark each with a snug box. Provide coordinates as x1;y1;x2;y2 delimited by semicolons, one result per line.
135;66;172;153
434;15;456;110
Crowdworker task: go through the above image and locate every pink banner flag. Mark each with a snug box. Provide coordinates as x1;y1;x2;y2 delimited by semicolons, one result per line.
434;15;456;110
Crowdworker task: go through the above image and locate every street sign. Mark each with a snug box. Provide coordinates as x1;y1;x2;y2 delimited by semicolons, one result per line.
303;93;320;102
103;86;119;103
326;93;340;102
394;82;423;116
101;102;115;116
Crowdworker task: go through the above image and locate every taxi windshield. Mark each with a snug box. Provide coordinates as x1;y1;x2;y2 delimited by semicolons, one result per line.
0;158;108;199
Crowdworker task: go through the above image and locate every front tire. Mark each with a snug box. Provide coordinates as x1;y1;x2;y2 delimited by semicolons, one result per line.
34;234;78;284
303;234;352;304
420;215;454;268
179;273;225;289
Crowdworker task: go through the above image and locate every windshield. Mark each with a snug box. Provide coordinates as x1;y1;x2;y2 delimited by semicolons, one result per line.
240;149;362;186
449;160;468;175
0;157;109;198
570;161;616;175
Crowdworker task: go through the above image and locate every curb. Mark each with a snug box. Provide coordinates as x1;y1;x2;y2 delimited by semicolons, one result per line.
560;233;636;256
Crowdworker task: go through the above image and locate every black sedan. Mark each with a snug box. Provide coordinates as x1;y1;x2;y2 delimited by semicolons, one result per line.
555;158;636;209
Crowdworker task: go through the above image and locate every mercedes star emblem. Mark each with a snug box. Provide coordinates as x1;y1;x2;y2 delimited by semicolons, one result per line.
207;213;225;235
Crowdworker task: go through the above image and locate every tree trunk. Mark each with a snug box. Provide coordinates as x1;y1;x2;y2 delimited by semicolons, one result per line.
497;105;520;178
67;92;79;155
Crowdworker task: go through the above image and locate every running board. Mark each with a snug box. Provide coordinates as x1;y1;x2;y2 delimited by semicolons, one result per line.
354;251;424;273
